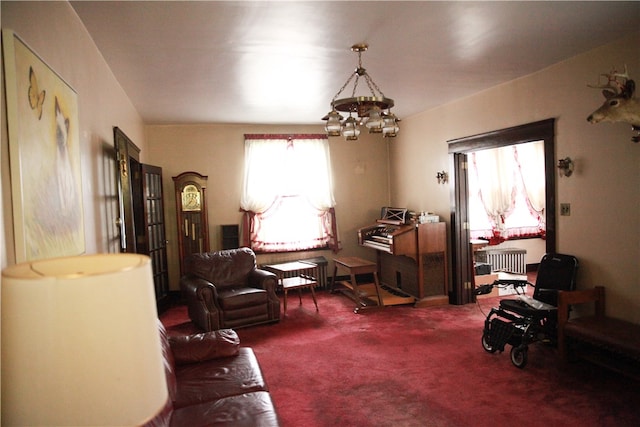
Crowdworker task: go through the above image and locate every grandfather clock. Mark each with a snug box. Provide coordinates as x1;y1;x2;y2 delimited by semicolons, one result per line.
173;172;210;275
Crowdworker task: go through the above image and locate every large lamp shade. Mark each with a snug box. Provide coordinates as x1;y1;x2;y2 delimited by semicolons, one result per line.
1;253;168;426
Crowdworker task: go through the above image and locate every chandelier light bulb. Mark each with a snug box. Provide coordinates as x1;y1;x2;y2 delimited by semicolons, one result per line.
325;110;342;136
365;106;383;133
342;116;360;141
382;113;399;137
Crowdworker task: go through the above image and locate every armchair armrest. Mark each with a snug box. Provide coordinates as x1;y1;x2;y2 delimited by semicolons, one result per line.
249;268;281;322
249;268;278;293
180;275;222;331
181;275;219;301
169;329;240;365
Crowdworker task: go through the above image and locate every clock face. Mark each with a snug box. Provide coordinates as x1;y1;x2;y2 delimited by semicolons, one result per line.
181;185;201;211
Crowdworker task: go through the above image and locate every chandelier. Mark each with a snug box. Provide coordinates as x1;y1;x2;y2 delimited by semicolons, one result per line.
323;44;399;140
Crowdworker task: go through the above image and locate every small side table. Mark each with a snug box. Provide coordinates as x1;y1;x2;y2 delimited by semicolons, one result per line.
331;256;382;313
264;261;319;315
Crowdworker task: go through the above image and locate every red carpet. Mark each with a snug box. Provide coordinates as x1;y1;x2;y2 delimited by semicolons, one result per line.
161;291;640;427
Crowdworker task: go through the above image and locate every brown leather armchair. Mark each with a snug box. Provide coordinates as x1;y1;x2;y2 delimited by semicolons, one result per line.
180;248;280;331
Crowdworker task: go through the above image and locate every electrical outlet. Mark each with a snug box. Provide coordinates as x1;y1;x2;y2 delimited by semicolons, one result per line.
560;203;571;216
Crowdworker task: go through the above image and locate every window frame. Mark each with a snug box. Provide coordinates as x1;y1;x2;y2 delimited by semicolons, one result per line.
240;134;339;254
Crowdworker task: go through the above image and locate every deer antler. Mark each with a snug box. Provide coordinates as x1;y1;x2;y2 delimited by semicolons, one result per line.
611;64;630;81
588;65;629;94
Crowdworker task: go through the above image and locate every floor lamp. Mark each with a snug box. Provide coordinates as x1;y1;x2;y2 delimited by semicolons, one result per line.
1;253;168;426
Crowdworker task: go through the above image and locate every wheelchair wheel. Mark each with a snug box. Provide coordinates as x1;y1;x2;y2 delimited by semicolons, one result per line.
510;345;528;369
481;332;497;353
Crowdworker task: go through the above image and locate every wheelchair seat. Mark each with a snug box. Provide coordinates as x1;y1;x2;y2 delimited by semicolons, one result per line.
500;253;579;317
499;299;554;318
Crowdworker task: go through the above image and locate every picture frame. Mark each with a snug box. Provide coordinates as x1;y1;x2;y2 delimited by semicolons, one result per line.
2;30;85;262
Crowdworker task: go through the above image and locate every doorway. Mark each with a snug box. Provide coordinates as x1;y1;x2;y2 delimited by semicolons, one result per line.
114;127;170;311
447;119;557;304
114;127;140;253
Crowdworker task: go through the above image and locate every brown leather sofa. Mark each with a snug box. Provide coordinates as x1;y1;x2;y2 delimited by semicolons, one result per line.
149;322;280;426
180;248;280;331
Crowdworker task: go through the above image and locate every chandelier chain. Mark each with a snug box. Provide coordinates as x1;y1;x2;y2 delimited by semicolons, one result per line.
358;48;385;98
331;72;357;105
351;75;360;98
364;74;385;99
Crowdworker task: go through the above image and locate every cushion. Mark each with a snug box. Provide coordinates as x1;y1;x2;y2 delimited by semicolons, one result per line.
173;348;268;408
218;287;268;310
170;391;279;427
169;329;240;365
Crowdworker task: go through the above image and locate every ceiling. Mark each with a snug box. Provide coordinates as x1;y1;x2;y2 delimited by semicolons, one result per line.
70;1;640;126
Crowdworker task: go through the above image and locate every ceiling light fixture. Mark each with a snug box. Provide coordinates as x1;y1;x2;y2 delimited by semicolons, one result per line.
323;44;399;141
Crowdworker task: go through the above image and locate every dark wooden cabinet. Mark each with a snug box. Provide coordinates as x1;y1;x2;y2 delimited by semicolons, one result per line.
173;172;210;275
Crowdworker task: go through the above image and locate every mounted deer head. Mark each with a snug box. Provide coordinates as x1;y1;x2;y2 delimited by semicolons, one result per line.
587;65;640;143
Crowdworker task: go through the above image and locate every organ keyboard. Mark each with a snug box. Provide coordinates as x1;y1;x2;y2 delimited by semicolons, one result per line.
358;207;419;257
358;224;417;257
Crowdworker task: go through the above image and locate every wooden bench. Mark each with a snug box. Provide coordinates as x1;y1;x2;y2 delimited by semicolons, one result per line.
557;286;640;380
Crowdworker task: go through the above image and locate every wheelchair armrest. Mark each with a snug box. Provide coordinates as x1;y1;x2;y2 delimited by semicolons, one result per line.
494;279;530;288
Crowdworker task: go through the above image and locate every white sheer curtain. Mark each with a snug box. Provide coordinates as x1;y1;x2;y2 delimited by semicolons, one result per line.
240;139;283;213
241;135;338;252
514;141;545;225
469;141;546;243
473;146;516;237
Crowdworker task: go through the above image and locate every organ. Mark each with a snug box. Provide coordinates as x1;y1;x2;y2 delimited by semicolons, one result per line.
358;207;449;307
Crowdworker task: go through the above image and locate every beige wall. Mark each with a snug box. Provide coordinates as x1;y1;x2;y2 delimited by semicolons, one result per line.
392;32;640;322
1;1;147;267
1;0;638;326
144;125;390;289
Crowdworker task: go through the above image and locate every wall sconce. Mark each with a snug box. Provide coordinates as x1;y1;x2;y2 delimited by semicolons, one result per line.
1;254;168;426
436;171;448;184
557;157;574;177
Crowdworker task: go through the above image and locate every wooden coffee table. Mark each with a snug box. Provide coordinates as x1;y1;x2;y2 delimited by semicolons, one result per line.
264;261;319;315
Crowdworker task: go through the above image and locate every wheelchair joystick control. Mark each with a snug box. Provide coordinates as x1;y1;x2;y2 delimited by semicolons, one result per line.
474;284;494;295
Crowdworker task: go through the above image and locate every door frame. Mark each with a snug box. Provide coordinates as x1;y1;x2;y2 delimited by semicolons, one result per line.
447;118;557;304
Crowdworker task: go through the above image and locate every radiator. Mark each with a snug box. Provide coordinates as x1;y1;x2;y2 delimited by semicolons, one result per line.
476;248;526;274
299;256;328;289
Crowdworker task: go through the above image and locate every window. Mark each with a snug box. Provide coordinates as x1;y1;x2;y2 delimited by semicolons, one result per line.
468;141;545;244
240;134;339;253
